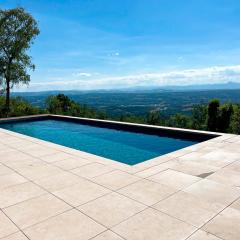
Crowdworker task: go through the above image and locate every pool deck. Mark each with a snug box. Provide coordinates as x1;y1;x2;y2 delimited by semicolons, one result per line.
0;117;239;240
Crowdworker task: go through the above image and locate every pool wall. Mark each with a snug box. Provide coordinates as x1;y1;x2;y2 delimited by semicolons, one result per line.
0;114;220;142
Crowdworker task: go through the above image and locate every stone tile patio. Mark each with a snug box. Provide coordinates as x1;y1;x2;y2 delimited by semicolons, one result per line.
0;122;239;240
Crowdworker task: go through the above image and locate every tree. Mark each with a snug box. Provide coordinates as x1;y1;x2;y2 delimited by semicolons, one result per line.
217;103;233;132
0;96;43;117
0;7;39;116
167;113;192;129
230;104;240;134
147;111;161;125
192;104;207;130
45;94;106;119
207;99;220;131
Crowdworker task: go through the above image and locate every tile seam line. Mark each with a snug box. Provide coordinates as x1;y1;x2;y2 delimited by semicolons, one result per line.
0;128;238;233
4;140;236;226
1;144;148;210
1;140;151;181
0;159;110;233
0;129;102;164
0;209;31;240
77;173;209;230
0;128;228;173
1;140;239;206
0;160;111;212
185;195;240;240
88;228;128;240
1;154;195;234
0;156;151;232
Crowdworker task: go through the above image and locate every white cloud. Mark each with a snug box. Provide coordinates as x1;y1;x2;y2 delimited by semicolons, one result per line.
72;72;92;77
16;64;240;91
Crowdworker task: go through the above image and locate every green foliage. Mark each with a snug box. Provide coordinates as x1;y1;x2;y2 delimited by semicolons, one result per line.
192;104;207;130
167;113;192;129
118;114;145;124
217;103;233;132
45;94;107;119
0;92;240;135
0;96;43;117
207;99;220;131
229;104;240;134
146;111;162;125
0;7;39;115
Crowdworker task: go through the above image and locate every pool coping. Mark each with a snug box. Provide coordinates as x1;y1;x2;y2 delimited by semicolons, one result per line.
0;114;231;170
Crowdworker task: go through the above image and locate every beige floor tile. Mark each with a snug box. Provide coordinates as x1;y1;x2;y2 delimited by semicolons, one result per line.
39;152;74;163
14;143;40;151
107;163;138;174
128;155;172;173
118;179;177;206
91;230;124;240
170;161;219;178
17;164;64;180
24;209;105;240
207;169;240;187
199;150;239;168
0;150;31;164
222;142;240;152
3;158;43;170
177;152;205;162
0;173;28;190
4;194;71;229
224;160;240;172
34;172;81;192
0;182;46;208
0;232;29;240
71;163;114;179
184;179;240;210
0;149;11;157
78;192;146;227
6;140;32;149
52;157;90;170
148;169;200;190
0;211;18;238
203;207;240;240
153;191;217;227
135;161;175;178
188;230;222;240
0;164;13;176
112;208;196;240
53;179;110;206
93;170;140;190
23;145;58;158
230;199;240;211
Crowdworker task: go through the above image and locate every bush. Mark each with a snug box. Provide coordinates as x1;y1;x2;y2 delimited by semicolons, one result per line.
45;94;107;119
0;96;43;117
230;104;240;134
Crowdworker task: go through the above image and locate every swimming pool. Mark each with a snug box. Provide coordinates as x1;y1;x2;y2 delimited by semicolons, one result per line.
0;116;216;165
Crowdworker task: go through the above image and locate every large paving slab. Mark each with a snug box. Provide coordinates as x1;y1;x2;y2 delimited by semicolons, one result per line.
112;208;197;240
0;121;239;240
23;209;106;240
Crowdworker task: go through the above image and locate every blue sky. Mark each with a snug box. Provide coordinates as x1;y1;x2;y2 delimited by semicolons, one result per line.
1;0;240;91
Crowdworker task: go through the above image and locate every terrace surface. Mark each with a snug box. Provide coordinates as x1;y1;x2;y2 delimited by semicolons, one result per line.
0;122;240;240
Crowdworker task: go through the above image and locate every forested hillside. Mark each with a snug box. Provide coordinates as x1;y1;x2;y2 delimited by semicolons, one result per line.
14;89;240;117
1;94;239;135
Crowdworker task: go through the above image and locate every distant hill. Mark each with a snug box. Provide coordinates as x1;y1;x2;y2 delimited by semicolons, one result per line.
102;81;240;92
13;81;240;94
158;81;240;91
13;88;240;117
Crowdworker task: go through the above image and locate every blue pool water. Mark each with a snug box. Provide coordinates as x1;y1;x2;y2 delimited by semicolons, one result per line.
0;119;199;165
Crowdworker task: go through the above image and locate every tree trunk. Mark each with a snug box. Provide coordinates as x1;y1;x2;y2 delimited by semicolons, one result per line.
5;79;10;117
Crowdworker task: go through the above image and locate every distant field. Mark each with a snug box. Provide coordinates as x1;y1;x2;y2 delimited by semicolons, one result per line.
13;89;240;117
